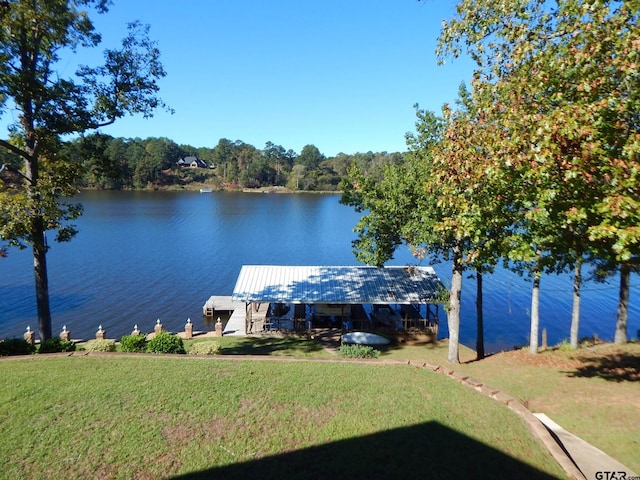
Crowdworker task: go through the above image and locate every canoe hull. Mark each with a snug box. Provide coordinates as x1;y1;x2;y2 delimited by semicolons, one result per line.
341;331;390;345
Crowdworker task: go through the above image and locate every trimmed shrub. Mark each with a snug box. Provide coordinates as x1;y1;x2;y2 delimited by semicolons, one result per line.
146;332;185;354
188;341;221;356
338;343;380;359
0;338;36;356
39;337;76;354
84;339;117;352
120;334;148;353
557;339;573;352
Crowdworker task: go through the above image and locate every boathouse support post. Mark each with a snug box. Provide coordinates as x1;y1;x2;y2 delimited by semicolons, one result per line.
245;302;252;334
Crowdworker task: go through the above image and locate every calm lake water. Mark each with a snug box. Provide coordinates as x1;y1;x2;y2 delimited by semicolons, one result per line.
1;190;638;352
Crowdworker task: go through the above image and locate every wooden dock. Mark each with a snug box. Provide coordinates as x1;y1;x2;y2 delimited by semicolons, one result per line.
202;295;269;335
202;295;244;317
223;308;247;335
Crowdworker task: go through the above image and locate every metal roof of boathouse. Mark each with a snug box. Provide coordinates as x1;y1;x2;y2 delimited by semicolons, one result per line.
231;265;443;304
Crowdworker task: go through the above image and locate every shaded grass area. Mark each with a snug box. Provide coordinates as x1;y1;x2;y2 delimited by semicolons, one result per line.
568;351;640;382
185;335;334;357
174;422;556;480
158;331;639;473
0;356;567;480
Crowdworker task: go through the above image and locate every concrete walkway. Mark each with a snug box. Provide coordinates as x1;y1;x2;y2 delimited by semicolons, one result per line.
533;413;637;480
423;360;638;480
223;302;270;336
222;307;248;336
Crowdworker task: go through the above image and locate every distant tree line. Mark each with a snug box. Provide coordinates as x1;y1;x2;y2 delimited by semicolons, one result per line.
60;134;406;191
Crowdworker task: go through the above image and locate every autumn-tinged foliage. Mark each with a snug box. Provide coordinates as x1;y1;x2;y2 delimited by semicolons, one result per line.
344;0;639;360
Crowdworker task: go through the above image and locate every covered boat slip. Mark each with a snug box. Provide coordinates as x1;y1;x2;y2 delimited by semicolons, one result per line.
230;265;444;339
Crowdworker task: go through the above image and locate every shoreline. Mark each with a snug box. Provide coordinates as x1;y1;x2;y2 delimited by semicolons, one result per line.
79;185;342;194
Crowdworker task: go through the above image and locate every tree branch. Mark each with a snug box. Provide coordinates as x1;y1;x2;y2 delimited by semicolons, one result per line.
90;116;117;129
0;139;30;162
0;162;34;185
0;140;34;185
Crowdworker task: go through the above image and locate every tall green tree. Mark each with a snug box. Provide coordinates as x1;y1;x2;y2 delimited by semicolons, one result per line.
341;161;416;267
236;144;264;188
263;141;294;185
66;133;124;188
212;138;244;185
0;0;169;340
406;101;514;362
342;103;505;363
296;144;324;169
438;0;640;346
401;106;468;364
133;137;178;186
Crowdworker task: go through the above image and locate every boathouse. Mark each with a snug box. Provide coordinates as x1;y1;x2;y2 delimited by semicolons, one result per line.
214;265;445;342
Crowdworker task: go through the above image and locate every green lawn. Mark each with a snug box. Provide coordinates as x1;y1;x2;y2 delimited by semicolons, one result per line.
192;335;640;474
441;342;640;474
0;355;567;480
184;335;336;357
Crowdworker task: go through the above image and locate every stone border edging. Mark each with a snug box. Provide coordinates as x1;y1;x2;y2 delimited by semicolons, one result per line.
407;360;586;480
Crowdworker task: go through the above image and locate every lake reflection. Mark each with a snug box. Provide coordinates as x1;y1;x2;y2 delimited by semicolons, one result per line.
1;190;638;352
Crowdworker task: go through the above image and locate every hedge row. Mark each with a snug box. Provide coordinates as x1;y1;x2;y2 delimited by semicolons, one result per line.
0;333;222;356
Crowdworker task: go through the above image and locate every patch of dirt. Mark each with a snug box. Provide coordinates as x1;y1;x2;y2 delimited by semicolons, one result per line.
490;342;640;380
310;329;342;353
495;348;584;370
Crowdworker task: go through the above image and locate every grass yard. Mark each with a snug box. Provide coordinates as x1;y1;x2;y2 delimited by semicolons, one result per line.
0;355;567;480
439;342;640;475
210;333;639;474
374;339;640;474
184;335;336;358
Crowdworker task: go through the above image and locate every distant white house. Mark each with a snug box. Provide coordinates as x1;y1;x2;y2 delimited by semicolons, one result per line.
176;156;207;169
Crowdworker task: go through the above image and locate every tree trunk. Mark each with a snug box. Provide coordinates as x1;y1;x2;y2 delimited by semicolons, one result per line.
529;268;541;354
448;244;463;363
25;142;53;341
615;263;630;344
476;270;484;360
33;225;52;340
569;258;582;349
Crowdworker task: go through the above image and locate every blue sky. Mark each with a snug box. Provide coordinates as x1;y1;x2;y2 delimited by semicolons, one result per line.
7;1;477;157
